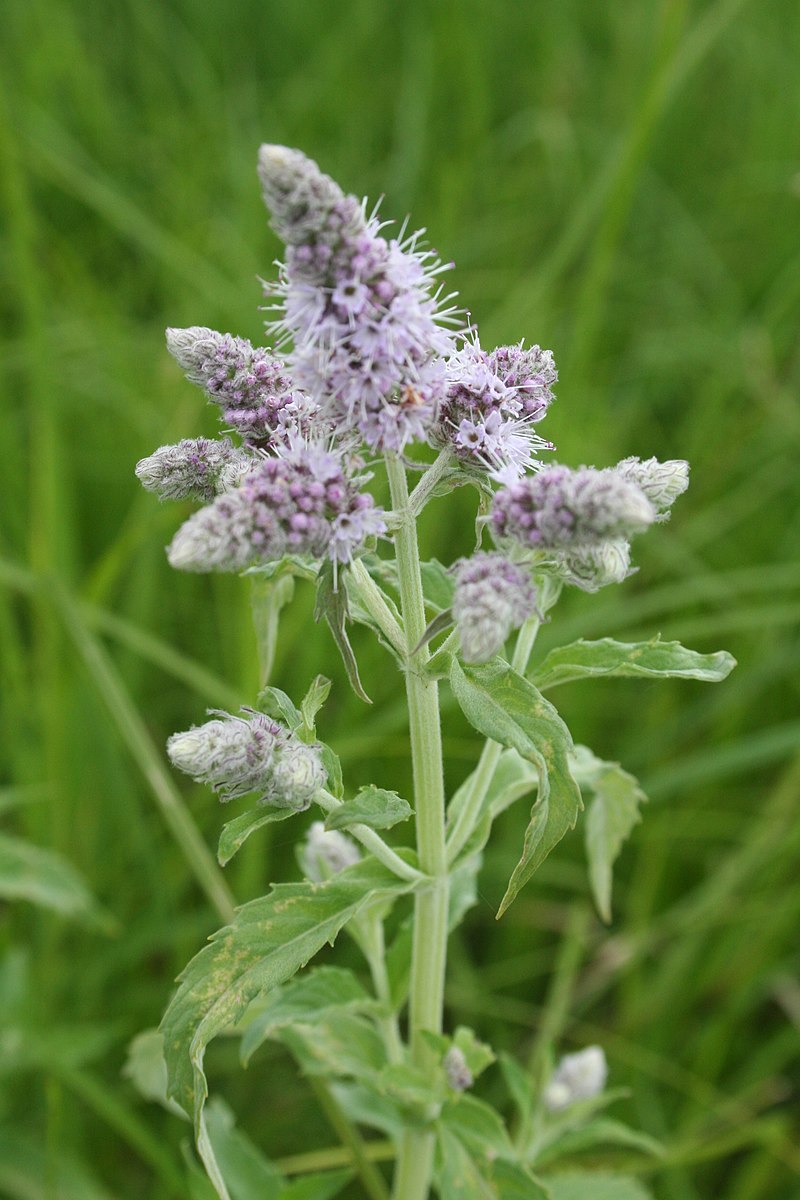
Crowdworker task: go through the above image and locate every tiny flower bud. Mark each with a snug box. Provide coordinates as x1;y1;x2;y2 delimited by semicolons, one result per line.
301;821;361;881
443;1046;473;1092
543;1046;608;1111
615;456;690;521
270;742;327;808
135;437;252;502
555;538;633;592
451;553;537;663
492;465;656;552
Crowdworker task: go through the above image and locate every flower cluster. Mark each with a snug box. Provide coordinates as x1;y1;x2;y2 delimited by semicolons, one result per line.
451;553;537;663
300;821;361;881
166;326;316;446
167;444;385;573
259;144;461;453
435;339;556;479
135;437;252;502
492;465;656;550
543;1046;608;1112
167;708;325;810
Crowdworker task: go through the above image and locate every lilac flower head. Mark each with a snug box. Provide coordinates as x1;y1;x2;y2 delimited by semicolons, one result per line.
492;465;656;551
167;708;323;809
434;339;555;479
259;145;462;453
135;437;252;502
615;456;690;521
554;538;633;592
451;553;537;663
165;326;316;447
543;1046;608;1112
300;821;361;881
443;1046;473;1093
167;444;385;573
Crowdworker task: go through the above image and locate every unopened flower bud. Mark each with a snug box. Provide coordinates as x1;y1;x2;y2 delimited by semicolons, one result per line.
258;145;365;249
135;437;251;502
301;821;360;881
451;553;536;663
270;742;327;808
543;1046;608;1111
443;1046;473;1092
615;456;690;521
555;539;633;592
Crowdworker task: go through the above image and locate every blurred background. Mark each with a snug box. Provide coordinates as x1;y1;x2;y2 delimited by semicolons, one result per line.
1;0;799;1196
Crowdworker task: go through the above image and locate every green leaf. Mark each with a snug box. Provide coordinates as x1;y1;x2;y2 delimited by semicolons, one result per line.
573;747;647;922
379;1062;441;1114
202;1098;284;1200
533;1117;663;1168
440;1094;514;1159
449;660;582;917
241;966;375;1065
498;1053;534;1127
543;1174;653;1200
318;741;344;800
300;675;332;737
344;566;405;663
123;1028;187;1117
435;1126;495;1200
447;749;542;855
250;572;295;688
330;1081;405;1141
256;686;302;731
423;1027;495;1083
280;1011;386;1082
217;808;295;867
325;787;412;832
420;559;456;612
314;562;371;703
0;832;110;928
278;1171;353;1200
531;636;736;691
490;1161;552;1199
160;860;412;1199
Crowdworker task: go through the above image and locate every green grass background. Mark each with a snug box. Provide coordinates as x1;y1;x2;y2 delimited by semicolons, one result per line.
1;0;799;1196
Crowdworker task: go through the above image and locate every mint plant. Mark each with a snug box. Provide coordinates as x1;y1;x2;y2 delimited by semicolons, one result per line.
138;146;735;1200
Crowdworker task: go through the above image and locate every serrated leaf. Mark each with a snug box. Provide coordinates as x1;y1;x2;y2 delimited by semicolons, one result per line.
314;562;370;703
300;676;331;737
449;660;582;916
533;1117;663;1168
217;808;295;867
531;637;736;690
0;832;110;928
325;787;411;832
543;1173;654;1200
202;1098;284;1199
241;966;374;1066
581;755;647;922
160;860;412;1199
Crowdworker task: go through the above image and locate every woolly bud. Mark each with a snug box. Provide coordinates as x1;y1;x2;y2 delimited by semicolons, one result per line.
451;553;537;663
615;456;690;521
167;709;323;810
301;821;361;881
443;1046;473;1093
555;539;633;592
258;145;365;250
543;1046;608;1111
166;445;385;573
165;326;314;446
135;437;252;502
492;465;656;552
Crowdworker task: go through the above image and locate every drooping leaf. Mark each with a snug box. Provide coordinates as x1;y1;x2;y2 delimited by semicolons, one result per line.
344;566;405;664
160;860;413;1199
241;966;375;1066
577;748;647;922
542;1173;654;1200
325;787;412;832
447;748;542;856
217;808;295;867
250;573;295;688
531;636;736;691
0;832;110;928
449;660;582;916
123;1028;188;1117
314;562;371;703
300;675;332;737
202;1098;284;1200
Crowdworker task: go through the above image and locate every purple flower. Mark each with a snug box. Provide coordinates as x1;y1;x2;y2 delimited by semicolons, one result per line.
434;339;556;478
135;437;252;502
258;145;462;453
615;456;689;521
167;708;325;809
491;465;656;551
167;444;385;573
165;326;316;447
451;553;537;663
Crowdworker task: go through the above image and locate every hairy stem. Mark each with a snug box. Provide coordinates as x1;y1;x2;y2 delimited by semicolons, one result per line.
386;455;449;1200
316;790;424;884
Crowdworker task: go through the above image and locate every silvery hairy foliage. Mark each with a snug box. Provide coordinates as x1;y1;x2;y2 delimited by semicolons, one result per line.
130;146;734;1200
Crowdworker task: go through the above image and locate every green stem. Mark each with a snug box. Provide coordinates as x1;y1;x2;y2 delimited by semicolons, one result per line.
316;791;424;885
349;557;406;657
309;1076;390;1200
445;612;542;865
360;907;404;1063
385;455;449;1200
407;448;453;516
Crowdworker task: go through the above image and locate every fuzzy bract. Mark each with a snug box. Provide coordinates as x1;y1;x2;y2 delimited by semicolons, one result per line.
259;144;462;453
451;553;537;663
135;437;252;502
166;443;386;573
554;538;633;592
492;464;656;551
615;456;690;520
